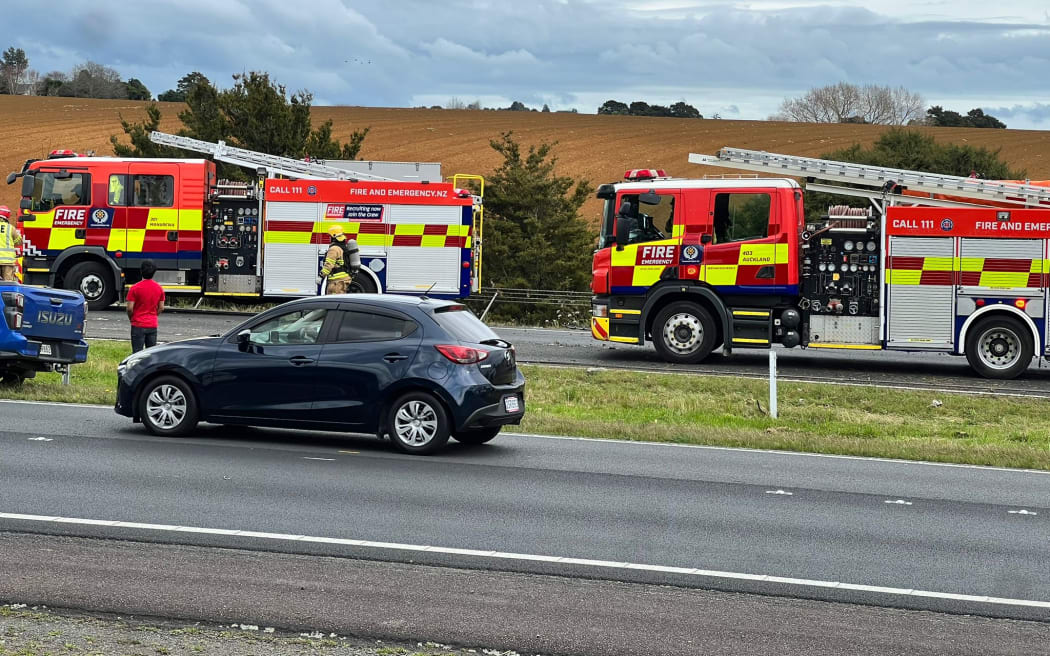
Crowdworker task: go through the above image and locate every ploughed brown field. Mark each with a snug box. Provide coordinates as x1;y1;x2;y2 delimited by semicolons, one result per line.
2;95;1048;224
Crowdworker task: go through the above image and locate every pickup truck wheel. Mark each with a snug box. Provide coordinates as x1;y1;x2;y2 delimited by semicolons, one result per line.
965;315;1033;379
453;426;501;445
652;301;717;364
65;261;117;310
139;375;199;437
0;372;26;387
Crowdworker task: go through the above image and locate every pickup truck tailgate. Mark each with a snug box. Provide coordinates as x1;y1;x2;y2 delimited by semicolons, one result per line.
18;287;86;341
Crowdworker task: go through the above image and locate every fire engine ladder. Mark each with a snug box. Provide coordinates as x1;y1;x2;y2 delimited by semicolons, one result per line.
149;131;398;181
689;147;1050;211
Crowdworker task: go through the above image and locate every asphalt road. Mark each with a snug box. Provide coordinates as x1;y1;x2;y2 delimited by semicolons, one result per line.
1;401;1047;626
86;308;1050;395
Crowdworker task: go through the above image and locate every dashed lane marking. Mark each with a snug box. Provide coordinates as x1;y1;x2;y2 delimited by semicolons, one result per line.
0;512;1046;610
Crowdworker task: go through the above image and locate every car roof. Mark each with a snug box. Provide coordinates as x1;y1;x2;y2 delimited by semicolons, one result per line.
285;294;460;310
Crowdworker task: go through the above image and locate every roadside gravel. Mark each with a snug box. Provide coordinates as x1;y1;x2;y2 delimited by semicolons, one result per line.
0;604;526;656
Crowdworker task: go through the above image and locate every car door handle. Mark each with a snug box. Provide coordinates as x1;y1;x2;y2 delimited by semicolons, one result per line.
288;356;315;366
383;353;408;362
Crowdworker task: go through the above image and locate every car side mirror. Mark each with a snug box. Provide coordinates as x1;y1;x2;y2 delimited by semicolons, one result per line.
701;234;713;244
20;174;35;197
237;329;252;351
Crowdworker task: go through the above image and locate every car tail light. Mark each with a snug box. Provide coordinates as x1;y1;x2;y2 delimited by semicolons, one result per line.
435;344;489;364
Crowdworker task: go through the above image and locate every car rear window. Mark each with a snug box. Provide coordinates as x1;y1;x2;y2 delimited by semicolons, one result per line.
431;305;499;343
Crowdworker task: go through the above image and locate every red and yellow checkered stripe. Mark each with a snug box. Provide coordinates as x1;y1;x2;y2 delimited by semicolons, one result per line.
887;256;1046;287
264;221;472;248
23;208;203;253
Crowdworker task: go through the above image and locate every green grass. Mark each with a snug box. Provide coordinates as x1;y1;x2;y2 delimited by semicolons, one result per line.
2;341;1048;469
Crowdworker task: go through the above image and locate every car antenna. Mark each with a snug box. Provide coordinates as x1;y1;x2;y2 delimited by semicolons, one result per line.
420;281;437;299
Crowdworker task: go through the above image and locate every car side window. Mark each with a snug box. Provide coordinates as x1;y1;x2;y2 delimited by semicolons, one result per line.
336;310;417;342
249;309;328;345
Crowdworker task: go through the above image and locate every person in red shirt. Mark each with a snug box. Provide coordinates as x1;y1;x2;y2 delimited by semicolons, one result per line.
126;259;165;352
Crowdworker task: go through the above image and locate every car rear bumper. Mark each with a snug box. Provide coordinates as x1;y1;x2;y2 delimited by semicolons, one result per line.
461;392;525;429
0;339;88;368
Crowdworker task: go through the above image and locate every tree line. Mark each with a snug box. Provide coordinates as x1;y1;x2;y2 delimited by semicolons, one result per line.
0;46;151;100
771;82;1008;128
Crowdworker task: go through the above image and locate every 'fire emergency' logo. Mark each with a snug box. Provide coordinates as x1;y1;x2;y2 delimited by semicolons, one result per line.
636;245;677;266
307;185;317;196
940;218;954;232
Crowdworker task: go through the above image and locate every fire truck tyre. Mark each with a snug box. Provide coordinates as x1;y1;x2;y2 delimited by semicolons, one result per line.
385;391;451;455
138;375;199;437
652;302;718;364
453;426;501;445
65;261;117;310
348;274;378;294
965;316;1034;379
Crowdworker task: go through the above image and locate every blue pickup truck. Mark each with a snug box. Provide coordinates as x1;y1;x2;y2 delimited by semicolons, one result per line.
0;283;89;385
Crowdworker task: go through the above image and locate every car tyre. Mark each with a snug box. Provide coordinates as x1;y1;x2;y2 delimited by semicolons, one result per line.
652;301;718;364
139;375;199;437
65;261;117;310
453;427;501;445
385;391;450;455
965;315;1033;379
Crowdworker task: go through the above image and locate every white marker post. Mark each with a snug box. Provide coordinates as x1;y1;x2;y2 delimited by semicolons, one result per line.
768;350;778;419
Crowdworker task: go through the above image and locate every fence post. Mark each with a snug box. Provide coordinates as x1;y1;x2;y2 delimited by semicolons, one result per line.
768;350;778;419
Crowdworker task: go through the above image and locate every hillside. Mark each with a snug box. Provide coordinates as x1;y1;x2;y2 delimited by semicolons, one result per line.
2;95;1048;223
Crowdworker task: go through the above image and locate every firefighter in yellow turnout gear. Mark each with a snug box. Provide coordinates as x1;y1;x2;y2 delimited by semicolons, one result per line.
316;225;361;295
0;206;24;282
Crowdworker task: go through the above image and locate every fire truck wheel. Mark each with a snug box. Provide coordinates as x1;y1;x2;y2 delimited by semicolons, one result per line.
385;391;451;455
965;315;1033;379
65;261;117;310
652;301;718;364
139;375;199;437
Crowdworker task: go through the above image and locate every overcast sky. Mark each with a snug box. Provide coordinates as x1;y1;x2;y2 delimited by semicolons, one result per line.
12;1;1050;128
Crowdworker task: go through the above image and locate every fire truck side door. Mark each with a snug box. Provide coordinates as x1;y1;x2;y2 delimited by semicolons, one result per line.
105;164;129;254
700;190;781;292
128;162;180;270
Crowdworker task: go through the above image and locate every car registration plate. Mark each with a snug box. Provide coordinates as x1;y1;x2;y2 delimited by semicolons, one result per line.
39;344;52;356
504;395;520;413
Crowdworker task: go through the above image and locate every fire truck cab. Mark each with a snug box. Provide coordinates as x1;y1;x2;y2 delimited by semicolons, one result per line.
7;152;211;308
591;154;1050;380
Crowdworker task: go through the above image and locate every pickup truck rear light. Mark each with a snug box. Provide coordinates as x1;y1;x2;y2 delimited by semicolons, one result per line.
1;291;24;311
435;344;489;365
3;307;22;330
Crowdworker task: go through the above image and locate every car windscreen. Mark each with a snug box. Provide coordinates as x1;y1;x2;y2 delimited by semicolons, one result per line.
431;305;500;344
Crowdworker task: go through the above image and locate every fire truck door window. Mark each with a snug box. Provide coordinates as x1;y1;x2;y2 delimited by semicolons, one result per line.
617;193;674;245
713;193;771;243
109;175;128;206
29;172;89;212
131;175;174;207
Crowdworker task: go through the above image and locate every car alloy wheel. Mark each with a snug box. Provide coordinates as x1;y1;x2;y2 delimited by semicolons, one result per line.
386;392;451;455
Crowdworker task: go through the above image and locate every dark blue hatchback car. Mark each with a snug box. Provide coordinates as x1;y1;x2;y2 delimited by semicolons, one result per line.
115;295;525;454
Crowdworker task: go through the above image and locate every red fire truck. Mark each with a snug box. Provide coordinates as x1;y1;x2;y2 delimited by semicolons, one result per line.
590;148;1050;379
5;133;483;309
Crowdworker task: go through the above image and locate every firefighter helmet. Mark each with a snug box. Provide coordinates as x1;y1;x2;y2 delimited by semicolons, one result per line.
328;224;346;240
0;205;10;220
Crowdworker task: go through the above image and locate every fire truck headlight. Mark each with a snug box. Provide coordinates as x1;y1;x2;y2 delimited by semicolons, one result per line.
592;303;609;318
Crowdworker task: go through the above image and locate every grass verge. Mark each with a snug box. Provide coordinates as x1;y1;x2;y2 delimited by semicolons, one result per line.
2;342;1048;470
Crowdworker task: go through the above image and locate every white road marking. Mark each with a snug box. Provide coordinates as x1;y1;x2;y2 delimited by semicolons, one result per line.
27;437;53;442
885;499;913;505
303;457;335;462
0;511;1047;610
765;489;793;495
1008;509;1038;515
